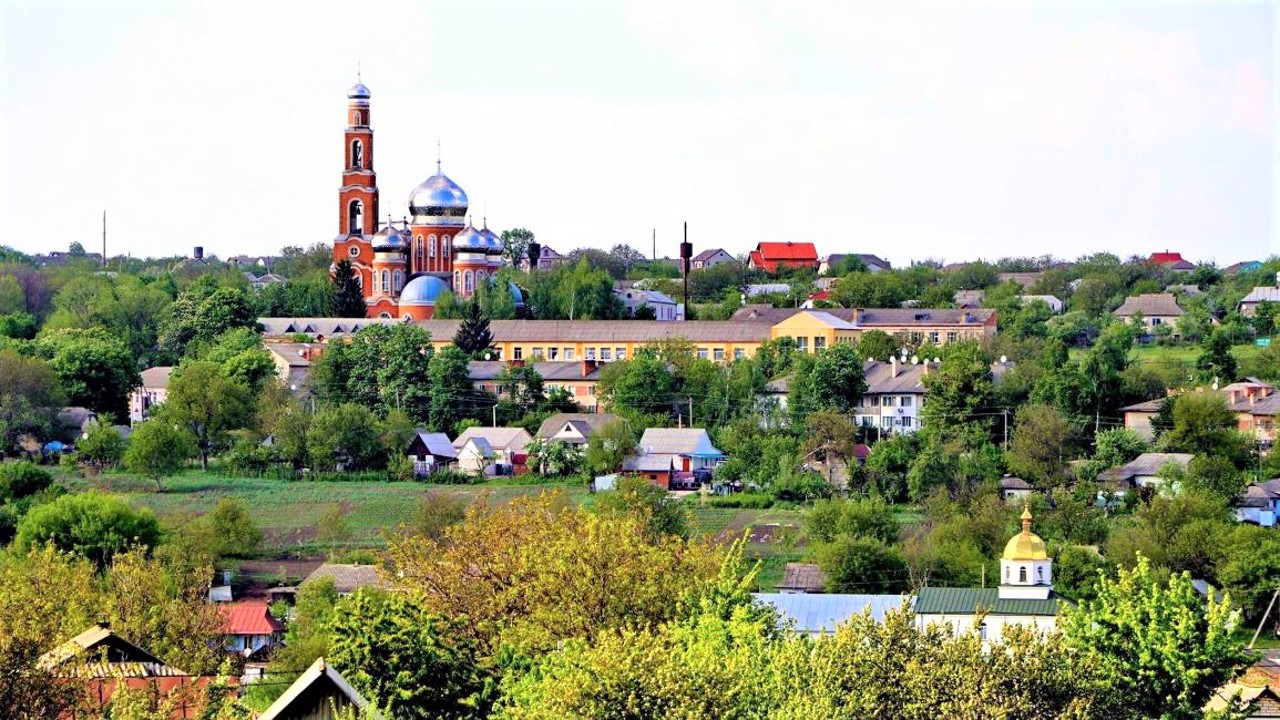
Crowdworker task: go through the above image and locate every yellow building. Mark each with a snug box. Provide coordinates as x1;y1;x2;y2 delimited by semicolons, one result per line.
768;310;859;352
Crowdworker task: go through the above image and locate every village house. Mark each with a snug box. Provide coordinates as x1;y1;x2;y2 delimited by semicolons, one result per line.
748;241;820;273
613;287;680;320
819;253;892;275
468;360;602;411
1021;295;1064;313
690;248;736;269
1236;478;1280;528
266;344;320;397
915;507;1066;639
1121;381;1279;445
996;271;1044;288
775;562;828;594
1149;251;1196;272
1100;452;1195;492
621;454;677;488
636;428;725;472
1113;293;1185;335
40;624;203;715
452;426;532;474
535;412;626;446
407;431;458;475
754;593;907;636
258;658;378;720
302;563;388;596
129;366;173;423
1000;476;1034;502
219;600;283;657
1238;276;1280;317
57;407;99;439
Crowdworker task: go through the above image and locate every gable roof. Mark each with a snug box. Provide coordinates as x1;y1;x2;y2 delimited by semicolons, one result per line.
40;624;187;678
139;366;174;390
1241;287;1280;305
1238;478;1280;508
1000;476;1034;491
754;593;907;633
914;587;1064;617
776;562;828;593
755;242;818;261
258;657;378;720
460;436;494;457
691;248;732;263
535;413;625;440
622;454;677;472
410;431;457;459
1102;452;1194;483
452;426;531;452
1114;293;1184;317
637;428;724;457
220;600;283;636
302;564;387;595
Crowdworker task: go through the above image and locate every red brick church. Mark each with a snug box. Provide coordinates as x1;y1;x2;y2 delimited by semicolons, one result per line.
329;80;521;319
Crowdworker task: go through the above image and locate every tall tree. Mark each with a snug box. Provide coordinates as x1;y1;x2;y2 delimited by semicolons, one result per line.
159;361;255;470
1196;328;1239;383
330;259;368;318
0;349;64;455
428;346;480;433
123;420;195;491
14;493;161;567
452;298;495;359
35;327;139;420
500;228;535;268
1005;404;1077;486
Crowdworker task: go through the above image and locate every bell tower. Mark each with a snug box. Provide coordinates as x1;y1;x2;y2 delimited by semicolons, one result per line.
337;79;379;238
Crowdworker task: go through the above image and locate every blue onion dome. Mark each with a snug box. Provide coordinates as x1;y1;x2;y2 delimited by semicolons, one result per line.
509;282;526;307
347;82;371;100
371;224;406;252
408;166;468;219
452;224;487;253
399;275;450;306
479;222;504;255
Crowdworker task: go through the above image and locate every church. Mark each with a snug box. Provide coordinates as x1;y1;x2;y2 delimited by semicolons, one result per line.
914;506;1066;639
329;80;523;319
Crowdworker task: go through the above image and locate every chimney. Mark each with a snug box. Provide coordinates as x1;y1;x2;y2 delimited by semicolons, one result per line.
890;355;899;378
923;361;930;376
193;246;204;260
581;359;597;377
508;358;526;368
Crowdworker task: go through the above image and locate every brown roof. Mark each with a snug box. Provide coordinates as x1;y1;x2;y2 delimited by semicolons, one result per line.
731;306;996;327
1113;293;1184;318
139;366;174;389
776;562;828;593
40;624;187;678
302;564;387;595
536;413;626;440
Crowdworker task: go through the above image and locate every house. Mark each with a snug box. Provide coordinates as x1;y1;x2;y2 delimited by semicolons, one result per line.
769;310;860;353
855;358;930;435
129;366;174;423
245;272;287;289
691;248;736;270
1021;295;1064;314
1236;478;1280;527
456;436;495;474
57;407;99;439
258;657;379;720
407;431;457;475
452;426;532;472
915;508;1066;638
219;600;283;657
1000;476;1034;502
1100;452;1194;491
614;287;680;321
523;244;564;271
266;344;320;396
469;360;602;411
40;624;199;714
733;306;999;346
1167;283;1203;297
1225;260;1264;275
228;254;278;269
1238;277;1280;317
301;563;388;596
819;253;892;275
754;593;907;636
535;412;626;445
997;271;1044;288
1122;382;1279;445
636;428;725;471
745;283;794;297
748;242;819;273
621;453;677;488
1205;683;1280;718
1149;251;1196;272
1113;293;1184;334
776;562;828;594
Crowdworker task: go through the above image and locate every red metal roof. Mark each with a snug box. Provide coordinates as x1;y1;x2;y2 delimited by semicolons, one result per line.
220;600;283;636
1149;251;1185;265
755;242;818;261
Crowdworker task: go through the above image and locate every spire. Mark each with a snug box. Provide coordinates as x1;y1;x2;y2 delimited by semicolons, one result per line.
1020;503;1033;535
436;140;442;174
483;202;488;229
357;61;362;83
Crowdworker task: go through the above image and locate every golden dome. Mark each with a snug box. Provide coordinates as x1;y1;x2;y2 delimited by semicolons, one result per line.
1002;505;1049;561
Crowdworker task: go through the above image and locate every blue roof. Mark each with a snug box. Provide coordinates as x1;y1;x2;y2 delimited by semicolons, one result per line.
753;592;907;634
399;275;450;305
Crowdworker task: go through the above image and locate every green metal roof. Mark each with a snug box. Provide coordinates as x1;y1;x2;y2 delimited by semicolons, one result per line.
914;587;1064;617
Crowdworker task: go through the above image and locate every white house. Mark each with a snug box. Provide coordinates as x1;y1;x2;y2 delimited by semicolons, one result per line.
535;413;625;446
636;428;725;471
1236;479;1280;527
613;288;680;321
690;248;736;270
1101;452;1194;492
854;358;929;435
915;507;1065;639
999;476;1034;502
1237;276;1280;317
128;366;173;423
452;426;532;472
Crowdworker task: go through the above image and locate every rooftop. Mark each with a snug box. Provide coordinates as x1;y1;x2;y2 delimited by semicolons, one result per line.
302;563;387;595
776;562;827;593
914;587;1064;617
754;592;907;633
220;600;283;636
1114;293;1184;317
637;428;723;457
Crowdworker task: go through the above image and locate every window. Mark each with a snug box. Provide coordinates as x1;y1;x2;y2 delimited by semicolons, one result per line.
564;348;575;360
416;236;424;261
1019;566;1027;583
464;271;473;294
713;348;724;362
796;337;808;352
429;235;437;257
1005;567;1010;582
586;348;596;360
549;347;559;360
351;139;363;168
348;200;363;235
882;396;897;407
881;417;892;428
1037;567;1044;582
616;348;626;359
347;245;360;257
532;347;544;359
442;236;450;256
901;396;913;407
600;348;612;361
453;270;461;292
910;332;922;343
734;348;745;360
697;348;709;360
588;385;596;396
381;270;389;293
477;270;487;283
513;347;523;360
814;336;826;350
378;311;391;319
928;331;938;343
902;417;912;428
947;331;958;342
353;111;362;125
393;270;403;292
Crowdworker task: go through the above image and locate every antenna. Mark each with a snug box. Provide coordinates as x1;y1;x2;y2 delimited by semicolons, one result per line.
357;61;362;82
436;140;442;172
101;210;107;267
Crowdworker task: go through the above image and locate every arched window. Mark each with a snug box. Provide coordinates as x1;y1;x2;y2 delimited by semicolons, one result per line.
453;271;461;292
463;271;474;294
442;235;450;257
393;270;404;292
351;140;363;168
429;235;437;258
416;236;424;261
353;111;363;126
1004;567;1009;582
1018;566;1027;583
381;270;390;293
1037;567;1044;582
477;269;487;283
348;200;364;235
378;311;391;319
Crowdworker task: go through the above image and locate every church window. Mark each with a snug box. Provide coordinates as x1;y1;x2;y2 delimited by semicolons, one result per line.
348;200;363;235
347;245;360;257
1004;567;1009;582
353;111;363;125
393;271;403;292
381;270;390;293
1037;567;1044;582
477;270;486;283
429;235;437;258
464;271;474;294
443;236;450;256
1018;567;1027;583
351;140;363;168
454;271;461;292
417;236;425;261
378;311;391;319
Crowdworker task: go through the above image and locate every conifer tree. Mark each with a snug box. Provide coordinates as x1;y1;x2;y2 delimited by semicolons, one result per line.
330;259;367;318
452;298;495;359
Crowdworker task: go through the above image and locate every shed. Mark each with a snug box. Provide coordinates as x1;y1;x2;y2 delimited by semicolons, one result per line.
258;657;379;720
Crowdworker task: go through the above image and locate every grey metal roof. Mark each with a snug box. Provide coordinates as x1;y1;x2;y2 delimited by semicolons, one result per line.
622;454;677;472
411;432;458;459
535;413;625;440
637;428;724;457
863;360;931;394
468;360;601;382
914;587;1064;617
452;426;531;452
1000;476;1033;490
303;564;388;595
753;593;907;633
1240;287;1280;304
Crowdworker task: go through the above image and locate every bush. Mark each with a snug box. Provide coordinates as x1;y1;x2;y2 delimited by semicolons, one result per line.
422;469;476;485
0;462;53;501
707;492;774;509
207;498;263;558
14;491;161;567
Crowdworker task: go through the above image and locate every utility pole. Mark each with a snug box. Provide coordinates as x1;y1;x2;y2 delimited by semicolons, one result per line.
101;210;107;267
689;397;694;427
680;222;691;321
1249;583;1280;650
1003;409;1009;448
492;404;497;428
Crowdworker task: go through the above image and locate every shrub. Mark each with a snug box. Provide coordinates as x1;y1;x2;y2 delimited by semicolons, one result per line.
14;492;161;567
423;469;475;485
707;493;774;509
0;462;53;501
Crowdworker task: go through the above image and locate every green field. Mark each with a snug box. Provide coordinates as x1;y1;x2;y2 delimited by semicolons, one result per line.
1070;342;1265;368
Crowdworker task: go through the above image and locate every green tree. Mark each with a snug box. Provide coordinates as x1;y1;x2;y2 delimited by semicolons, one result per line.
1161;391;1252;467
1005;404;1076;486
798;341;867;414
452;298;495;358
330;259;368;318
856;329;897;361
1062;555;1254;720
123;420;195;491
329;590;485;720
77;423;127;472
500;228;535;268
14;492;161;567
160;361;255;470
309;404;385;471
35;327;139;419
428;345;480;433
816;534;909;594
0;349;64;454
595;474;690;540
1196;328;1239;383
920;341;994;444
411;492;468;543
1106;492;1232;581
597;352;676;417
806;497;900;544
316;503;352;555
206;498;263;558
583;419;637;477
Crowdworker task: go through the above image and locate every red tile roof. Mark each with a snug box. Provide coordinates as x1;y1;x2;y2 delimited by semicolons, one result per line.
220;600;283;636
1149;252;1186;265
756;242;818;261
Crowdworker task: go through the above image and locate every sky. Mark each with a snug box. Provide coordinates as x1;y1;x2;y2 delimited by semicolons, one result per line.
2;0;1276;266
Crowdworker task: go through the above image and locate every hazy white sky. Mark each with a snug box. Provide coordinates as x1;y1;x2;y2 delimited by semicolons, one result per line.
2;0;1276;266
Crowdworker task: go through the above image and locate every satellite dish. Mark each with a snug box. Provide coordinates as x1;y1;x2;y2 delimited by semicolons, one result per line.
1000;355;1008;363
933;357;941;363
910;356;919;364
867;357;875;363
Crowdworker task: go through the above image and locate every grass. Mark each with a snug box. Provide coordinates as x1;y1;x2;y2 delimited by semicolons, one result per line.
1070;342;1265;369
60;470;586;554
1234;626;1280;650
